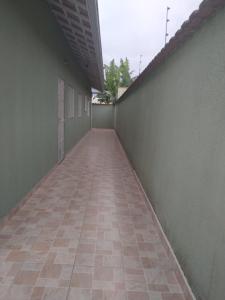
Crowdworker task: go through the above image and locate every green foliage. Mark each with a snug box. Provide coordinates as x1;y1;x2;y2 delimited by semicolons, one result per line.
104;59;120;101
95;58;133;103
119;58;133;87
94;90;111;104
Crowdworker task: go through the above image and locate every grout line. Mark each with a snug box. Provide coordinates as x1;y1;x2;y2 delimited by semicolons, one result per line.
114;129;196;300
66;147;96;300
65;184;82;300
0;129;92;231
53;141;89;300
133;170;196;300
65;178;82;299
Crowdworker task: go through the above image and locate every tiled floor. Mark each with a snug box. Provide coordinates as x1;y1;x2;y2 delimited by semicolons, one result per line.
0;129;191;300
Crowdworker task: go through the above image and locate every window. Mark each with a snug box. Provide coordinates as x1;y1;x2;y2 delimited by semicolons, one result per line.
84;96;88;112
78;94;83;117
67;85;74;118
87;100;90;117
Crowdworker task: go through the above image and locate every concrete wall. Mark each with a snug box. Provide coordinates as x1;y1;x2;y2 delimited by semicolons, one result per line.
0;1;91;219
116;9;225;300
92;104;114;129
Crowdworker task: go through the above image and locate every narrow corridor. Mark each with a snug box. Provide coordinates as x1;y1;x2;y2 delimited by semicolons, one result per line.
0;130;189;300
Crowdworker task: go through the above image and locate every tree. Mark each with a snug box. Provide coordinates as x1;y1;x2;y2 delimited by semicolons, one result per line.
94;58;133;103
94;90;111;104
119;58;133;87
104;59;120;101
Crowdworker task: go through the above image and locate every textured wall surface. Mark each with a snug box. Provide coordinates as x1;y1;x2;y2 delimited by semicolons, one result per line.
92;104;114;129
116;9;225;300
0;0;91;219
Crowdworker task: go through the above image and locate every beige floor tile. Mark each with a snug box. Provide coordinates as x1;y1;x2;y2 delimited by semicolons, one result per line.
0;130;191;300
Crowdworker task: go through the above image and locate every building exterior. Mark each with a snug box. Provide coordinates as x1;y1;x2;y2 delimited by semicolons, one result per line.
92;104;114;129
2;0;225;299
0;0;103;219
117;87;128;99
115;1;225;299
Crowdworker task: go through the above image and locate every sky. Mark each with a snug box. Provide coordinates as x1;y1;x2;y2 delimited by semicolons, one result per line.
98;0;203;77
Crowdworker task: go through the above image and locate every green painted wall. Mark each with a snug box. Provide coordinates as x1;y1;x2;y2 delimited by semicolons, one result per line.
0;1;91;219
92;104;114;129
116;9;225;300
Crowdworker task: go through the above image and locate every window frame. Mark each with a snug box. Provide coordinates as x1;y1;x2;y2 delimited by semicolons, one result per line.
67;85;75;119
78;94;83;118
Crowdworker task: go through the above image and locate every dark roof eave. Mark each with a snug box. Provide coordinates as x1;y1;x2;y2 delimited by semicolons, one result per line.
47;0;104;91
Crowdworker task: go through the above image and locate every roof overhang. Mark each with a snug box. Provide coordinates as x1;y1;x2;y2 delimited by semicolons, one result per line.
47;0;104;91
